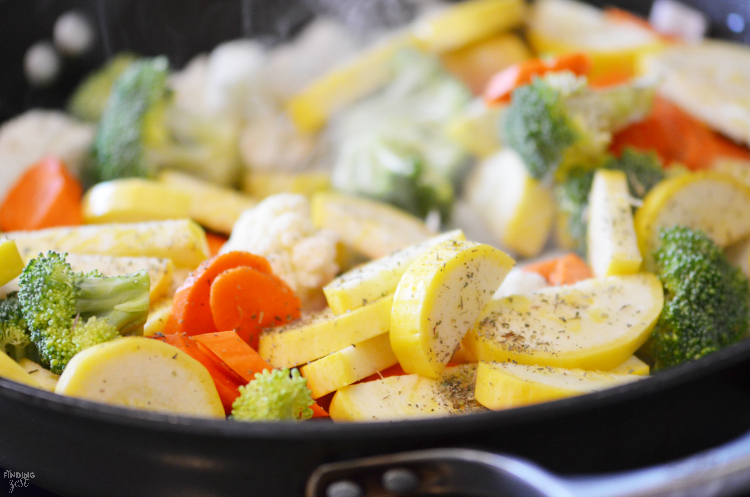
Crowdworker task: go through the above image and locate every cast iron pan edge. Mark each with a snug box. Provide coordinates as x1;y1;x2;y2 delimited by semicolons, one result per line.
1;338;750;496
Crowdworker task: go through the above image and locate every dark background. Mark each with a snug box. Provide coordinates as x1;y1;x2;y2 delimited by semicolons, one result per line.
1;0;750;124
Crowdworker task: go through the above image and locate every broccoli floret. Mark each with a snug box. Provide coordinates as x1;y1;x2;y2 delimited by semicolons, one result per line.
650;226;750;370
67;53;138;122
231;368;314;422
555;147;665;254
604;148;665;198
502;72;655;180
88;57;171;185
0;292;31;361
18;252;150;373
87;56;240;187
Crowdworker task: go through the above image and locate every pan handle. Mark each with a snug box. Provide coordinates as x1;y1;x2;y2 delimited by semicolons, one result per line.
306;430;750;497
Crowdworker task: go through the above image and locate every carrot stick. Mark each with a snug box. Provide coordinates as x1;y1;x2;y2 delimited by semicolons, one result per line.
152;332;244;414
310;402;330;418
165;252;273;336
524;253;593;286
522;258;560;282
205;232;228;257
209;266;301;349
192;331;273;383
483;53;592;105
193;331;329;418
610;96;750;170
547;253;593;286
0;156;83;232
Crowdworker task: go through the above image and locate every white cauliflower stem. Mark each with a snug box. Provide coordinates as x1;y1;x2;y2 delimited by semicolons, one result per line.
221;194;339;310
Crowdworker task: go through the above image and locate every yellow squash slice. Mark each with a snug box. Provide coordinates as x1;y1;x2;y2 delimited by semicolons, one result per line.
259;295;394;368
527;0;664;79
634;171;750;266
464;273;664;371
18;358;60;392
300;333;397;399
286;34;418;134
609;355;649;376
158;170;257;235
475;361;641;410
143;297;173;337
0;239;24;287
243;170;330;202
323;229;465;315
639;40;750;147
464;149;555;258
7;219;210;269
312;191;436;260
55;337;224;418
390;239;514;378
82;178;192;224
587;169;642;277
0;352;42;389
412;0;527;53
329;364;483;421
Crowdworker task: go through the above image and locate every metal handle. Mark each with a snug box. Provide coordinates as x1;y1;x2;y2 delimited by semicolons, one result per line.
307;430;750;497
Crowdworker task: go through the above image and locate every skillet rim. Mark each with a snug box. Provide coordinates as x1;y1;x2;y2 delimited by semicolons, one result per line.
1;336;749;441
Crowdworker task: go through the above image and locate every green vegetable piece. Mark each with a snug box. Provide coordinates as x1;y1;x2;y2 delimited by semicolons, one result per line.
67;53;138;122
0;292;31;361
331;49;471;222
502;72;655;180
555;147;665;255
231;368;314;422
18;251;150;373
650;226;750;370
88;57;170;185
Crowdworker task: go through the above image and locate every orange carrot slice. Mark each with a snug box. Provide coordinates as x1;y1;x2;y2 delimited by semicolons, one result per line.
209;266;301;349
524;253;593;286
547;253;593;286
192;331;273;383
521;258;560;282
483;52;592;105
165;252;273;336
205;232;228;257
152;333;244;414
610;96;750;171
194;331;328;418
0;156;83;232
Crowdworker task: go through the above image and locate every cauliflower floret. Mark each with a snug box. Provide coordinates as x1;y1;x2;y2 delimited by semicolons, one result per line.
0;110;94;199
221;194;339;310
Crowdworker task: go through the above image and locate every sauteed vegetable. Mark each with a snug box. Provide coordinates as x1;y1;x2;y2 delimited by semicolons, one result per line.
2;0;750;423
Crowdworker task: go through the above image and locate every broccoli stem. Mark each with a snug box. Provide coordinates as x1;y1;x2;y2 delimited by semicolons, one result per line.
76;270;151;336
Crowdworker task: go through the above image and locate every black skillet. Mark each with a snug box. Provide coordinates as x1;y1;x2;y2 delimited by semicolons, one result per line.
2;1;750;496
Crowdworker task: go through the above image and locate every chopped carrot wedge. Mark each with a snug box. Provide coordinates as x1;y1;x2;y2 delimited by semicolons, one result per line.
152;333;244;414
165;252;273;336
610;96;750;171
193;331;329;418
521;258;560;282
0;156;83;232
547;253;593;286
205;232;228;257
483;52;592;105
524;253;593;286
192;331;273;383
209;266;301;349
